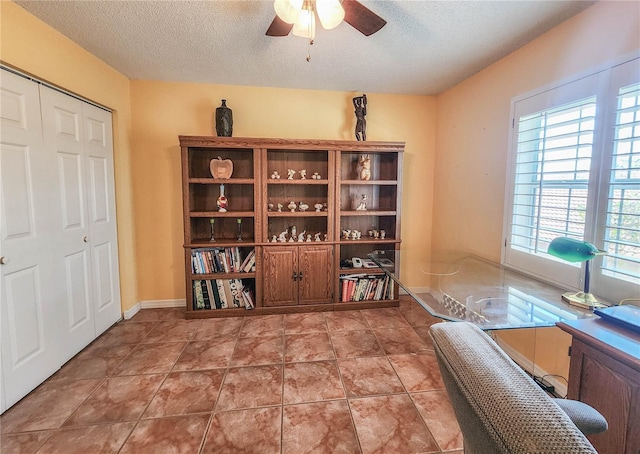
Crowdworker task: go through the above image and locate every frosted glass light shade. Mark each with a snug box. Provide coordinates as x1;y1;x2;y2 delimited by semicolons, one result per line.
316;0;345;30
292;8;316;39
274;0;303;24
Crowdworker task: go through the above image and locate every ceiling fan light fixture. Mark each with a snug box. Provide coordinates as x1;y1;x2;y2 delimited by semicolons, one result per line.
292;5;316;39
316;0;345;30
274;0;303;24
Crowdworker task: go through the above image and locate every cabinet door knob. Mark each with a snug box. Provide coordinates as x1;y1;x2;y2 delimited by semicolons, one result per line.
0;256;6;265
298;272;303;280
292;272;298;280
83;236;88;243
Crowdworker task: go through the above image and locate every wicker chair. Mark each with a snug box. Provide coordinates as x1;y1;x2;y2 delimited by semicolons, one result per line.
430;322;606;454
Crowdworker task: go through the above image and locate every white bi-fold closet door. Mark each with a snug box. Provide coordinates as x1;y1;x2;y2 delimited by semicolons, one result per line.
0;69;121;413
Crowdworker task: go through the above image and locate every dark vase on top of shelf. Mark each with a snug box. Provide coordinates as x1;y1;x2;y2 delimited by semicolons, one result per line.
215;99;233;137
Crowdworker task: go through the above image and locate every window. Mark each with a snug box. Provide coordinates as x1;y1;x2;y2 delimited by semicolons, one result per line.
504;58;640;304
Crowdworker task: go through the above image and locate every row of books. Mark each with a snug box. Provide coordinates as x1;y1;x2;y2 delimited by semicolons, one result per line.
191;248;256;275
193;279;255;310
340;274;394;302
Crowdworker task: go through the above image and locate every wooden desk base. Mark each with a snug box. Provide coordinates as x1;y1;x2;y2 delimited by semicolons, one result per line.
557;317;640;454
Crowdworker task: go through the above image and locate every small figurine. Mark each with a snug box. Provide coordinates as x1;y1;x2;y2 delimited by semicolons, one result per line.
355;194;367;211
306;234;312;242
312;172;321;180
357;154;371;181
298;202;309;212
287;169;296;180
342;229;351;240
291;226;297;238
299;169;307;179
314;203;323;212
217;184;228;212
380;230;386;239
298;230;306;242
353;94;367;141
268;203;274;212
324;233;328;241
270;170;281;179
271;235;277;242
314;232;322;242
323;203;328;211
277;203;283;212
278;231;287;242
288;201;297;212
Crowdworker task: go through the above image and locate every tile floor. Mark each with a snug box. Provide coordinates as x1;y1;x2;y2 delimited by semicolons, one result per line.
0;298;463;453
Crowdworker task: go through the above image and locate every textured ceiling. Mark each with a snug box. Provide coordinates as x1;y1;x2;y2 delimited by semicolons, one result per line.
14;0;595;95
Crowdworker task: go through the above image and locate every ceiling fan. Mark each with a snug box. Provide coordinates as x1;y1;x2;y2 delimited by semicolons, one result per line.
266;0;387;38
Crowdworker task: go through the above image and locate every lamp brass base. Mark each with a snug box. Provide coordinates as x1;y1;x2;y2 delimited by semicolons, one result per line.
561;291;607;309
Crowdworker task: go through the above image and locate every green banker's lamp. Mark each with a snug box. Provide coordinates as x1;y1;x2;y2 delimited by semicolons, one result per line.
547;237;607;309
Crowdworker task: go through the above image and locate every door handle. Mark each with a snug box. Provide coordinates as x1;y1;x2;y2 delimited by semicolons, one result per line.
83;236;89;243
0;256;6;265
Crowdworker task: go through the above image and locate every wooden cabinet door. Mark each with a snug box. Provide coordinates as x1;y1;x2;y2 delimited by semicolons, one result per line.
299;245;333;305
262;247;298;307
568;339;640;454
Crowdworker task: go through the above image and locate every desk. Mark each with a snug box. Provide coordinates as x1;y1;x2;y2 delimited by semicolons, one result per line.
557;318;640;454
368;251;594;330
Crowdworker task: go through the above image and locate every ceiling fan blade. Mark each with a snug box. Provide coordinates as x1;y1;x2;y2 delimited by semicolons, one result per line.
266;15;293;36
342;0;387;36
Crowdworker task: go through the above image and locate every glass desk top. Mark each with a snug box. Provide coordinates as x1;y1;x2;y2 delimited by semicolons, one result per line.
368;250;596;330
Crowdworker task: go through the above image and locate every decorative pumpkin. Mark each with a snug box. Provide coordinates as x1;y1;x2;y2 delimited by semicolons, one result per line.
210;156;233;179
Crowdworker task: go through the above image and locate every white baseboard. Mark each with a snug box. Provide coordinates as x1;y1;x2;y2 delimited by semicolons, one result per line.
123;299;186;320
495;336;568;397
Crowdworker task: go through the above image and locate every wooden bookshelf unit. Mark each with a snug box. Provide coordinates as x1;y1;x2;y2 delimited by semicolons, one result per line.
180;136;404;318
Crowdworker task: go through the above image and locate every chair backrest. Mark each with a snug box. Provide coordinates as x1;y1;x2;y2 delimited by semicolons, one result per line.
429;322;597;454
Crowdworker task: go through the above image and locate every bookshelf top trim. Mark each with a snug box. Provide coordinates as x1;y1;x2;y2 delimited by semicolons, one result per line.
179;136;405;152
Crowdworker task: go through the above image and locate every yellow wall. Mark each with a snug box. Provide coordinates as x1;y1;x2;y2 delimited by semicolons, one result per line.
0;1;138;310
130;81;435;302
434;0;640;378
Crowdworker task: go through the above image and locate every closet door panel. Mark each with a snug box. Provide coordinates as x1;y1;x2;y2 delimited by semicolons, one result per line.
83;104;121;334
39;86;95;364
0;70;61;412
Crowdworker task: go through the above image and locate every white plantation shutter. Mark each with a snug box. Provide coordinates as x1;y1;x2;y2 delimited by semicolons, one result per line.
510;97;595;256
602;83;640;284
504;57;640;303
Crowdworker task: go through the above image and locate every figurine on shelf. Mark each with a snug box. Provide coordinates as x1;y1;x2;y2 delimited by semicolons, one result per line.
288;201;297;212
357;154;371;181
209;218;215;242
298;230;306;242
217;184;228;212
287;169;296;180
342;229;351;240
277;203;283;212
298;202;309;212
314;203;323;212
290;226;297;238
278;230;287;242
355;194;367;211
270;171;281;179
312;172;321;180
271;235;277;242
323;203;328;211
268;203;274;212
314;232;322;242
299;169;307;179
306;234;312;242
380;229;386;239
